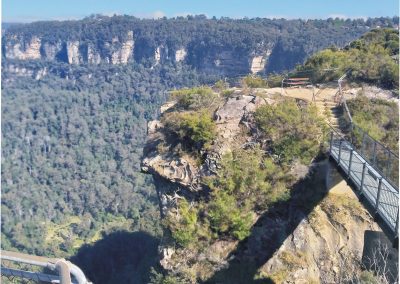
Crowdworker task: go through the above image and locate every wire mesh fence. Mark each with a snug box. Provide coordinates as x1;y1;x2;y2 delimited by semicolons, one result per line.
351;124;399;187
329;128;399;235
2;259;50;283
1;259;60;284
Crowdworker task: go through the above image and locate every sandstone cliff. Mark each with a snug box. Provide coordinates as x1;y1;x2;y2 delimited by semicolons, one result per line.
3;32;274;75
141;87;397;283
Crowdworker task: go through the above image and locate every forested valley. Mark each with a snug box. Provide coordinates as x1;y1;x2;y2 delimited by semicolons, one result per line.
1;16;399;284
1;62;221;282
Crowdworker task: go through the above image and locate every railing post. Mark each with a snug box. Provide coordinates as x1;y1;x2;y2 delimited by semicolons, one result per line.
360;162;367;193
350;123;354;144
395;208;399;236
338;139;343;165
394;208;399;248
372;141;377;167
348;148;353;176
361;131;366;156
386;151;392;179
329;131;333;154
375;177;383;215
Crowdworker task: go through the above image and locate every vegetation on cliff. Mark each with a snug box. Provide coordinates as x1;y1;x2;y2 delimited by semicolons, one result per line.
160;88;326;253
255;100;327;164
300;28;399;89
346;94;399;152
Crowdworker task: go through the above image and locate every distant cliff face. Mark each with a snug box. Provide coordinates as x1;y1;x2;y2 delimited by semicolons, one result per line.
3;32;271;75
3;15;390;76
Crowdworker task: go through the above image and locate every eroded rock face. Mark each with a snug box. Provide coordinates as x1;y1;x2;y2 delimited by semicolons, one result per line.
250;56;267;73
111;31;134;64
3;32;276;74
141;94;272;278
175;48;187;62
67;41;81;64
154;46;162;64
212;95;266;154
87;45;102;64
253;160;397;283
42;41;63;60
5;36;41;60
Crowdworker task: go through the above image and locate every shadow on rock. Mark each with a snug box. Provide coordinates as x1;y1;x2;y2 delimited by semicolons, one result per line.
205;158;334;283
70;231;159;284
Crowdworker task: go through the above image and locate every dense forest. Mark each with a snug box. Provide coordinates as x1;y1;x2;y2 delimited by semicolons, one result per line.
1;62;218;268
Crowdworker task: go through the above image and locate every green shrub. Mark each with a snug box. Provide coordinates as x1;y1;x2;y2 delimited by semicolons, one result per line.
242;75;268;88
205;148;289;240
301;28;399;89
214;79;228;91
171;86;218;110
221;89;234;98
167;200;199;247
347;94;399;152
162;111;216;151
254;99;325;164
266;73;285;87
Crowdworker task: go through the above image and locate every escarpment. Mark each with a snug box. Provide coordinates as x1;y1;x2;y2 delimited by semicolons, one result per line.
141;86;396;283
3;16;383;77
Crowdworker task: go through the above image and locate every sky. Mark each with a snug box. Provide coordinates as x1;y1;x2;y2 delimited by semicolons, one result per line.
2;0;399;23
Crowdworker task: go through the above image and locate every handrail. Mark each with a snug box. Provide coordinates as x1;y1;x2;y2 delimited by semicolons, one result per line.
1;250;91;284
328;126;399;192
329;131;399;240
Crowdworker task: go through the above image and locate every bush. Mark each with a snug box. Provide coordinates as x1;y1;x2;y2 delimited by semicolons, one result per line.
167;200;199;247
254;99;325;164
242;75;268;88
301;28;399;89
266;73;285;87
205;148;289;240
171;86;218;110
347;94;399;152
162;111;216;151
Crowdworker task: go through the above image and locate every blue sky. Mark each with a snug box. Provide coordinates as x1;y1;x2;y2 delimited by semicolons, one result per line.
2;0;399;23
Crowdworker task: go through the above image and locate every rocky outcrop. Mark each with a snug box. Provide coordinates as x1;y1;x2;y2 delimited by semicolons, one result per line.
141;93;274;279
250;56;267;73
67;41;81;64
141;89;397;283
154;46;162;64
141;102;202;192
4;63;47;80
41;41;63;60
175;48;187;62
111;31;134;64
256;161;398;283
5;36;41;60
249;48;273;73
213;94;266;153
87;45;101;64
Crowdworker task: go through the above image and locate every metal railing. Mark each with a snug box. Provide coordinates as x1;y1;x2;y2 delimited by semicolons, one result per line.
336;71;399;186
329;128;399;239
1;250;91;284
